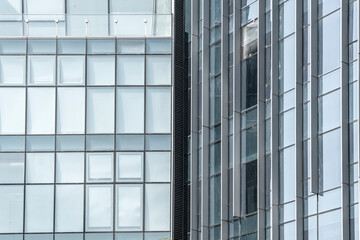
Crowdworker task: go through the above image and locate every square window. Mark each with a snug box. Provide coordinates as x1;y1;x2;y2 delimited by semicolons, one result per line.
56;153;84;183
0;186;23;233
117;153;143;181
58;56;85;85
117;55;144;85
145;152;170;182
28;56;56;85
87;56;115;85
87;153;113;182
0;153;24;184
0;56;25;85
146;55;171;85
26;153;54;183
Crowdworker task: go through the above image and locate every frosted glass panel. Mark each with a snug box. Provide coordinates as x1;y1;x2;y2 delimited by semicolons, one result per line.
0;0;22;16
117;88;144;133
27;87;55;134
117;153;143;181
0;56;25;85
25;0;64;15
67;0;108;14
56;153;84;183
145;152;170;182
25;185;54;233
111;0;153;13
116;185;143;231
26;153;54;183
57;88;85;134
146;88;171;133
58;56;85;85
87;88;114;133
56;185;84;232
28;56;55;85
86;185;113;231
0;186;23;233
145;184;170;231
0;153;24;184
87;153;113;182
117;56;144;85
146;56;171;85
0;88;25;134
87;56;115;85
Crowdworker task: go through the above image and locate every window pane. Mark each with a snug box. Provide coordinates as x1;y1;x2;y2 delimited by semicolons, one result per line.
279;0;295;38
319;210;341;240
279;109;295;148
146;87;171;133
25;0;64;14
318;11;340;75
117;56;144;85
279;34;295;93
58;56;85;85
56;153;84;183
25;185;54;233
0;0;22;16
87;56;115;85
304;216;317;240
57;88;85;134
146;39;171;54
117;39;145;54
117;153;143;182
279;202;295;223
145;232;171;240
117;88;144;133
56;135;85;151
110;0;153;13
55;234;83;240
0;186;23;233
145;135;171;150
58;39;86;54
28;40;56;54
146;55;171;85
280;146;295;203
85;233;112;240
116;135;144;151
86;135;114;151
116;185;143;231
0;40;26;54
28;56;55;85
0;153;24;184
241;127;257;163
0;56;25;85
116;233;143;240
86;185;113;231
0;88;25;134
318;188;341;212
67;0;108;13
27;88;55;134
56;185;84;232
241;161;257;215
145;152;170;182
241;55;257;109
0;136;25;152
280;222;295;240
87;88;115;133
26;136;55;152
319;129;341;191
145;184;170;231
318;90;340;133
87;39;115;54
26;153;54;183
318;0;340;17
87;153;113;182
318;69;340;95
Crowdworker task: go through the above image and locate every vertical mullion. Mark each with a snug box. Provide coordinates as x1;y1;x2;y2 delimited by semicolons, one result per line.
220;0;229;238
341;1;350;240
295;0;304;239
232;0;241;218
257;0;266;239
113;37;117;240
358;0;360;237
201;0;210;238
190;0;200;238
270;0;279;239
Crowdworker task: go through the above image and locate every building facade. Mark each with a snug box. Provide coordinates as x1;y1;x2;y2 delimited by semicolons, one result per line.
0;1;172;240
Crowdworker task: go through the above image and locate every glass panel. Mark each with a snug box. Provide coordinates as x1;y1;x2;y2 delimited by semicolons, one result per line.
241;54;257;109
27;87;55;134
279;202;295;224
349;82;358;122
28;56;55;85
241;21;258;59
117;153;143;182
279;109;295;148
146;55;171;85
57;87;85;134
87;39;115;54
241;127;257;163
116;135;144;151
87;88;115;133
87;153;114;182
26;153;54;183
241;1;258;26
279;222;295;240
0;22;23;36
279;90;295;112
319;129;341;191
349;1;358;43
116;233;143;240
350;123;359;164
146;135;171;150
318;11;340;75
0;235;22;240
86;185;113;231
55;185;84;232
28;40;56;54
146;39;171;54
279;34;295;93
0;88;25;134
25;185;54;233
26;136;55;151
0;186;23;233
279;0;295;38
280;146;295;203
319;210;341;240
210;75;221;125
67;0;108;13
86;135;114;151
318;0;340;17
240;214;257;235
304;216;317;240
58;56;85;85
318;69;340;95
241;161;257;215
209;142;220;175
56;135;85;151
117;88;144;133
25;0;64;15
146;87;171;133
0;136;25;152
0;56;26;85
87;56;115;85
318;90;340;133
58;39;86;54
117;39;145;54
350;205;359;240
56;153;84;183
145;184;170;231
0;40;26;54
318;188;341;212
116;185;143;231
0;153;24;184
145;152;170;182
117;55;144;85
25;235;53;240
0;0;22;17
85;233;113;240
55;234;83;240
111;0;154;13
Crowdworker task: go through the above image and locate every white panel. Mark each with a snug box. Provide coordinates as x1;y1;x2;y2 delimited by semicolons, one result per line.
28;56;55;85
0;186;23;233
27;87;55;134
145;152;170;182
117;153;143;181
57;88;85;134
0;88;25;134
87;153;113;182
116;185;143;230
26;153;54;183
145;184;170;231
0;56;25;85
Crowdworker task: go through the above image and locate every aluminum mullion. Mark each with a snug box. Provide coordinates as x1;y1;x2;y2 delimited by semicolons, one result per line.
270;0;279;239
358;0;360;237
340;1;350;240
220;0;229;239
294;0;303;239
190;0;200;238
201;0;210;238
232;0;242;218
